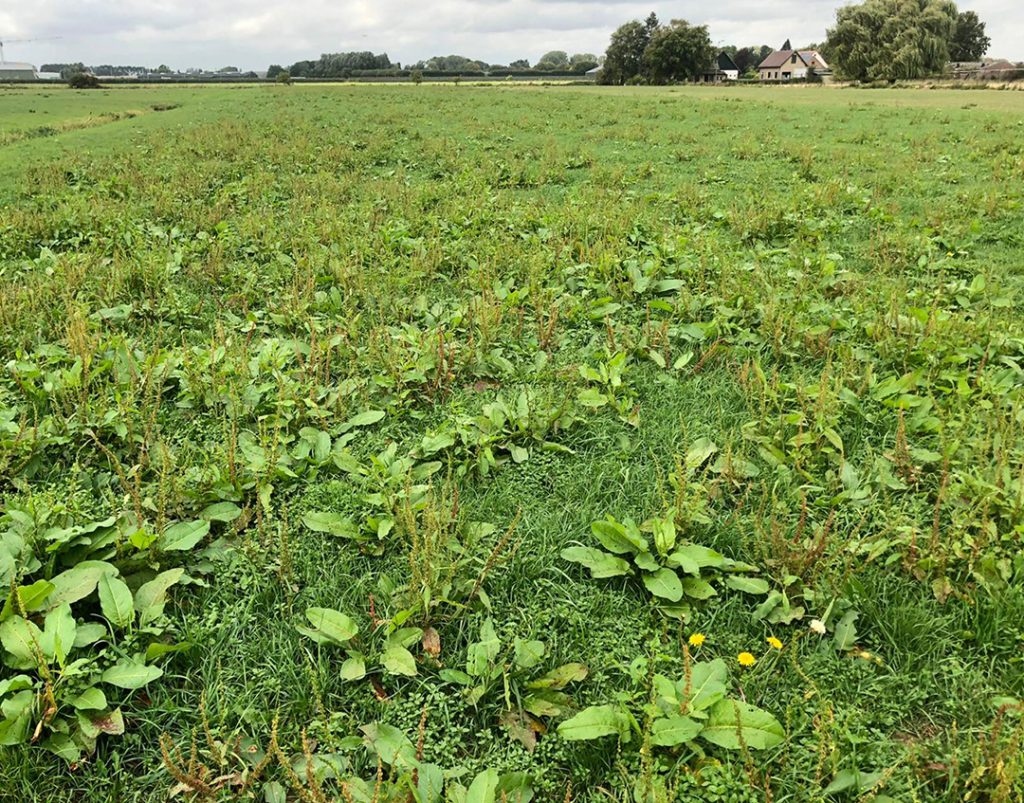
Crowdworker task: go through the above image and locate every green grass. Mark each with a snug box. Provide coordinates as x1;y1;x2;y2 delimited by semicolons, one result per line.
1;82;1023;802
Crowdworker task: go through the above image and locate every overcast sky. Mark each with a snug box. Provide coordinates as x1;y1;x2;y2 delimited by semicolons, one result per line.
2;0;1019;70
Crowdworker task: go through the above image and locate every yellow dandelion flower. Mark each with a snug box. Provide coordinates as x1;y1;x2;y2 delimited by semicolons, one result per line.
688;633;706;648
738;652;756;667
767;636;783;650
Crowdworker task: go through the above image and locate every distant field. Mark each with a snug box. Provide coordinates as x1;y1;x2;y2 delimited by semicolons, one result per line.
1;83;1023;802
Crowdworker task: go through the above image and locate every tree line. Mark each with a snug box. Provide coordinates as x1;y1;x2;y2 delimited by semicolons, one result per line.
267;50;600;79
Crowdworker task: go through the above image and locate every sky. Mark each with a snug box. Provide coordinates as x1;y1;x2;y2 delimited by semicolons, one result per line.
1;0;1020;71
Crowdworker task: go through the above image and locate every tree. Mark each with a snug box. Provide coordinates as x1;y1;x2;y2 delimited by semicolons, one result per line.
537;50;569;69
950;11;990;60
728;46;772;73
509;59;530;69
411;69;423;85
782;38;793;51
275;70;292;84
569;53;600;72
602;19;652;84
643;19;714;83
826;0;958;80
267;64;284;78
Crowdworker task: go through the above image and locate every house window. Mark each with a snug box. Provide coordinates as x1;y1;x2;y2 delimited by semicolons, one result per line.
791;54;797;63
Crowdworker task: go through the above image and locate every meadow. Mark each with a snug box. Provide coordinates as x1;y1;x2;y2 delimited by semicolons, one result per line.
1;81;1023;802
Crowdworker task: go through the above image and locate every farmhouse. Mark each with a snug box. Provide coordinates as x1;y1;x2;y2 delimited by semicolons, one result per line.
758;48;829;80
700;51;740;82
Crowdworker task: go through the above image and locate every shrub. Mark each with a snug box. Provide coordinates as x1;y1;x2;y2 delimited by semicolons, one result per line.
68;72;101;89
275;71;292;85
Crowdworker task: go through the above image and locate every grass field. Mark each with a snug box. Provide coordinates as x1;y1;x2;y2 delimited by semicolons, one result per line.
1;82;1023;802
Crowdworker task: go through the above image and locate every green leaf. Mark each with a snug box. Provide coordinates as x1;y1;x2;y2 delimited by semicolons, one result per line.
0;616;43;669
346;409;386;427
44;732;82;762
98;573;134;629
301;511;360;539
833;610;859;651
341;653;366;680
74;622;107;648
591;519;646;554
41;602;77;663
577;388;608;408
643;568;683;602
101;659;163;689
134;568;185;626
416;762;445;803
700;699;785;750
0;690;33;745
0;674;32;697
652;516;677;556
513;638;546;669
557;704;629;741
823;769;884;794
688;659;729;712
199;501;242;522
304;607;358;644
1;580;54;621
47;561;116;608
666;544;725;574
69;687;107;711
382;645;417;676
466;768;499;803
159;519;210;551
685;438;718;473
651;715;701;746
681;577;717;600
145;641;193;662
724;576;770;595
263;781;288;803
361;722;416;768
560;546;631;578
421;432;456;454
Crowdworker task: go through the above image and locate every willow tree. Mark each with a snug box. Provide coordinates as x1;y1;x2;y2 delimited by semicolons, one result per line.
826;0;958;81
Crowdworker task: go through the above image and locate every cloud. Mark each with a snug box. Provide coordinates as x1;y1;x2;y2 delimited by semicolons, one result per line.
5;0;1020;70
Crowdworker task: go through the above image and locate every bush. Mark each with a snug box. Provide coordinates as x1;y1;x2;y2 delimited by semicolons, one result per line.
411;69;423;85
68;72;101;89
275;71;292;85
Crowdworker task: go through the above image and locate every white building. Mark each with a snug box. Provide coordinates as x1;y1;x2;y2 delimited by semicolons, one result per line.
0;61;38;81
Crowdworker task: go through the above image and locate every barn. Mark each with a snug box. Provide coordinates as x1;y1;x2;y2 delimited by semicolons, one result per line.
0;62;38;80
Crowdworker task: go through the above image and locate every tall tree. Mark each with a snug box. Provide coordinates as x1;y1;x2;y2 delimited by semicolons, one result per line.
537;51;569;68
644;20;714;83
602;19;653;83
782;38;793;50
826;0;958;80
949;11;990;60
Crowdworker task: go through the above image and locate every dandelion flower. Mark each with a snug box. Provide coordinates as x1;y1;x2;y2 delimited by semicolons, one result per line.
767;636;783;650
688;633;706;648
809;619;826;636
738;652;756;667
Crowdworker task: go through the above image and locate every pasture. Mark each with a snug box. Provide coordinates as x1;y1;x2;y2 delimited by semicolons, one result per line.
1;82;1023;802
